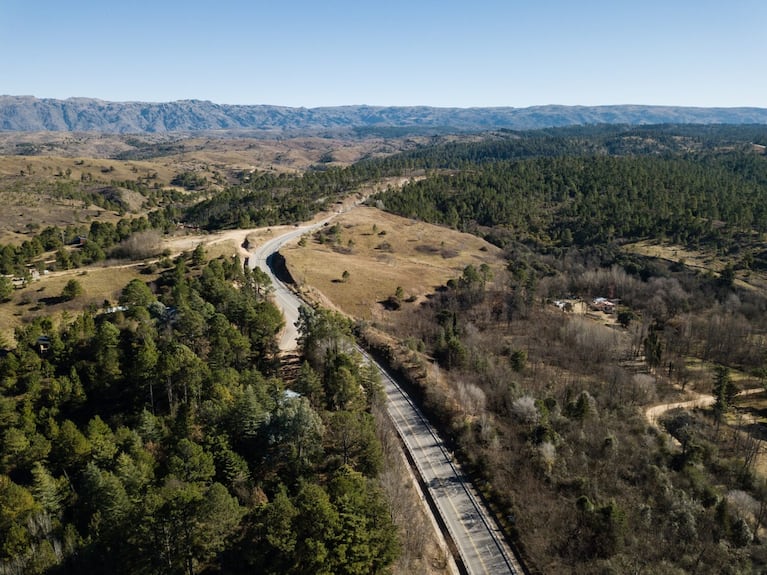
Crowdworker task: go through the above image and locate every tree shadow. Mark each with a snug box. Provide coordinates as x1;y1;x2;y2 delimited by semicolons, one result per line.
39;295;68;306
379;297;401;311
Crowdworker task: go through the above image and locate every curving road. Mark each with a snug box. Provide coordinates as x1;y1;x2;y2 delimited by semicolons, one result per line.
249;220;329;350
249;220;523;575
646;387;763;429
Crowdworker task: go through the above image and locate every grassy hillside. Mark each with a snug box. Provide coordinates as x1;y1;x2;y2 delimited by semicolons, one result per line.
4;124;767;573
283;207;503;320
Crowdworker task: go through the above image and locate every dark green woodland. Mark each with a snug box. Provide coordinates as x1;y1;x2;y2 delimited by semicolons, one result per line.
4;123;767;574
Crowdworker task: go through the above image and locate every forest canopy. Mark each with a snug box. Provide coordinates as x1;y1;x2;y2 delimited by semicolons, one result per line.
0;253;397;574
3;123;767;574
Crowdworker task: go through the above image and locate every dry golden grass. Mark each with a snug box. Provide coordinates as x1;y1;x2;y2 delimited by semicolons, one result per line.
0;155;175;182
282;207;504;320
202;240;241;262
0;264;151;343
623;240;727;273
0;201;114;245
624;239;767;292
171;138;336;175
0;135;406;245
160;135;419;174
0;155;178;245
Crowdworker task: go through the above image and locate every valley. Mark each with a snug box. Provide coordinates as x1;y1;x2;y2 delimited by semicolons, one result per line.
2;124;767;573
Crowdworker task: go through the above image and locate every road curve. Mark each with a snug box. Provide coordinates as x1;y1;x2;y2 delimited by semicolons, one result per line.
646;387;763;428
249;220;329;350
248;223;523;575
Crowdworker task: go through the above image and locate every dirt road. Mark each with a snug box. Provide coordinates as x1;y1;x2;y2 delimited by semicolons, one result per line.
646;386;764;428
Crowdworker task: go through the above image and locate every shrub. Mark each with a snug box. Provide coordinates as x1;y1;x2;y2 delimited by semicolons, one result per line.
61;279;83;301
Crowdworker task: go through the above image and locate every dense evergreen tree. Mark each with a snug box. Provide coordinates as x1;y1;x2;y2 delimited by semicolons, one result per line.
372;150;767;249
0;254;399;573
6;123;766;573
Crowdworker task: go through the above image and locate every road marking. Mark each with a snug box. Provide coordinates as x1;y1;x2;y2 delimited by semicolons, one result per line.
374;358;514;574
251;218;520;574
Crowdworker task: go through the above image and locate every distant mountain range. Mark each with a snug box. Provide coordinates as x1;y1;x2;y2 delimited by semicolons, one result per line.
1;96;766;134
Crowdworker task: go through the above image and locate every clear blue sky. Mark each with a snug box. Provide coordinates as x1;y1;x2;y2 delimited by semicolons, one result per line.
1;0;764;108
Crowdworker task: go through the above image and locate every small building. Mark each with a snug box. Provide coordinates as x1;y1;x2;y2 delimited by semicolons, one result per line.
25;266;41;282
591;297;616;314
103;305;129;315
35;336;52;355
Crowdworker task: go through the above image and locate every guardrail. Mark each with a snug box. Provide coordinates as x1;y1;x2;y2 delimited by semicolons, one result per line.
358;346;521;575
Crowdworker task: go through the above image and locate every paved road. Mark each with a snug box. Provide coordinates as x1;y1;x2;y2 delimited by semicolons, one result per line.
370;353;522;574
249;220;328;350
249;222;522;575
